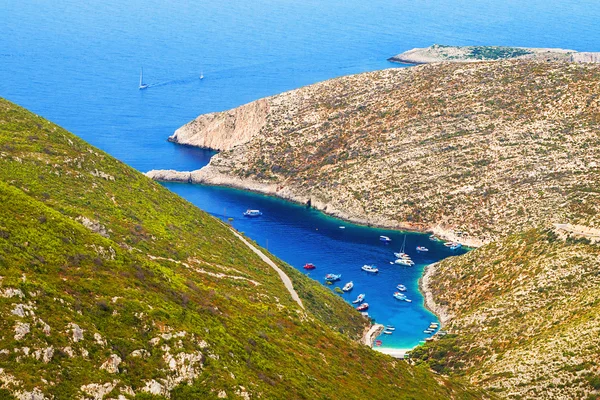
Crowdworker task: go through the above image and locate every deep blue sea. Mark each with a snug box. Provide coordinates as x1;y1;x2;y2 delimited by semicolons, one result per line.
2;0;598;349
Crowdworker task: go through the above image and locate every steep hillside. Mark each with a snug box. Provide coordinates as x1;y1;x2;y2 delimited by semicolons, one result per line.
0;98;488;399
151;60;600;246
412;228;600;399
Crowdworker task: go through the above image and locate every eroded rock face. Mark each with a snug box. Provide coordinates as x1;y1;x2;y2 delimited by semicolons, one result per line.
100;354;122;374
169;98;270;151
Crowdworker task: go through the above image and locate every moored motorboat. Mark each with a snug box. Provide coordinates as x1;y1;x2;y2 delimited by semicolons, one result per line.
303;263;316;270
385;325;395;331
243;209;263;217
324;273;341;282
352;293;365;304
444;241;462;250
356;303;369;311
342;281;354;292
396;284;407;292
416;246;429;252
375;340;382;346
361;264;379;273
393;292;406;300
379;235;392;243
394;258;414;266
394;252;411;259
383;330;393;335
429;234;438;241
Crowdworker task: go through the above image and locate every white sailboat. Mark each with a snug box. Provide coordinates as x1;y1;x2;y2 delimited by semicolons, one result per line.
139;67;149;90
199;71;204;80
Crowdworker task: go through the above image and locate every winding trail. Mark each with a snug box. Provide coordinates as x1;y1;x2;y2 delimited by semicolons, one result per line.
228;228;305;309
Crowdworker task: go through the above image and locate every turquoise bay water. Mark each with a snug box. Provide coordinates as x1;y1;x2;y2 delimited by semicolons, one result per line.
2;0;599;349
163;180;468;348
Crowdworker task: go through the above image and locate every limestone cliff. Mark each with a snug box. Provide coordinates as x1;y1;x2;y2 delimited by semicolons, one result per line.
168;98;269;151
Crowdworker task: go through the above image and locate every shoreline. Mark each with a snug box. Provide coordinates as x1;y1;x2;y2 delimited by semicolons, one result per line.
149;168;453;357
374;347;413;359
419;262;451;325
146;167;484;249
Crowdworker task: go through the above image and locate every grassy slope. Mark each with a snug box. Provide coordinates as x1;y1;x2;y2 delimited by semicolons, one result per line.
411;228;600;400
0;98;487;399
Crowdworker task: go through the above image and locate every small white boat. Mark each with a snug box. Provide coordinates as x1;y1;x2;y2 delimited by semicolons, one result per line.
243;209;263;217
396;284;407;292
385;325;395;331
394;252;411;260
379;235;392;243
393;292;406;300
324;273;341;282
342;281;354;292
394;258;414;266
199;71;204;80
361;264;379;273
139;67;149;90
339;226;345;229
405;298;412;303
429;234;438;241
444;242;462;250
383;330;393;335
352;293;365;304
416;246;429;252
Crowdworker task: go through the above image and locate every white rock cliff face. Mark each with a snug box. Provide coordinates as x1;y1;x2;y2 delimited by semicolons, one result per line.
168;98;269;151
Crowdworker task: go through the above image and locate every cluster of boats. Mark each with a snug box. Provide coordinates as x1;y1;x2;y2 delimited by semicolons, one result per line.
424;322;439;334
393;283;411;302
382;325;395;335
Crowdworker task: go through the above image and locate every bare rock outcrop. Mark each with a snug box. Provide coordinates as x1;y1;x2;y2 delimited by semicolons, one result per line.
168;98;269;151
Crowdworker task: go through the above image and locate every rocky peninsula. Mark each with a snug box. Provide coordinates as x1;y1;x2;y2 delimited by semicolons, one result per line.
389;44;600;64
149;60;600;246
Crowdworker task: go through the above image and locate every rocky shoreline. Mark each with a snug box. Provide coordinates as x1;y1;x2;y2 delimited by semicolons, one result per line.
146;165;484;248
419;262;452;326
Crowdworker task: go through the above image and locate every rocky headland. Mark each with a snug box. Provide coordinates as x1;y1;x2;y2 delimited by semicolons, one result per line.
389;44;600;64
151;60;600;247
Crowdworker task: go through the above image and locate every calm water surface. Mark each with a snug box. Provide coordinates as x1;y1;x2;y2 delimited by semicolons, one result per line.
2;0;598;349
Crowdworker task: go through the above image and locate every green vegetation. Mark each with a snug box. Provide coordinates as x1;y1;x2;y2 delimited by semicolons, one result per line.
0;98;487;398
414;228;600;399
466;46;532;60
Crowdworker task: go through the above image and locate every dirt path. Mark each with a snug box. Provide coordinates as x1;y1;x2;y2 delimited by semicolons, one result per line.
554;224;600;242
229;228;305;309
